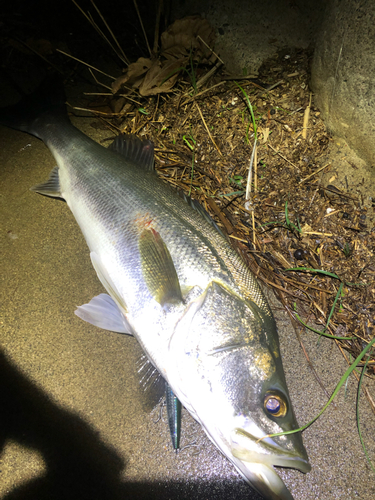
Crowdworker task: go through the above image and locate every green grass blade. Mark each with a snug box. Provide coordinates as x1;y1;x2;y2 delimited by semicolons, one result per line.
325;282;344;329
293;307;352;340
284;201;301;233
286;267;341;279
234;81;257;139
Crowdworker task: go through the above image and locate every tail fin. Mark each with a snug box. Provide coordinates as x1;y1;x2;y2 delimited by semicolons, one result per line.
0;75;69;139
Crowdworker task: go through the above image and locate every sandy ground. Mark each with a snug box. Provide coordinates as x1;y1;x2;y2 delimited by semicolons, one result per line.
0;87;375;500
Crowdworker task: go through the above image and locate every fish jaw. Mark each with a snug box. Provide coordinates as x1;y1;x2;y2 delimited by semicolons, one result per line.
229;425;310;500
230;425;311;473
231;461;296;500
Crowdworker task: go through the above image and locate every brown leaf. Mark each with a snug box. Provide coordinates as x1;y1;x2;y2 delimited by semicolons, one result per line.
139;58;185;96
161;16;216;63
112;57;153;93
112;16;216;96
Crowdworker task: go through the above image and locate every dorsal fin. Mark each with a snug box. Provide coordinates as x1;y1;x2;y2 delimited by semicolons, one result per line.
108;134;155;171
178;190;226;239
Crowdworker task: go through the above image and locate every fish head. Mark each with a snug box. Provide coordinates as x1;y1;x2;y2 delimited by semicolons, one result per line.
170;281;310;500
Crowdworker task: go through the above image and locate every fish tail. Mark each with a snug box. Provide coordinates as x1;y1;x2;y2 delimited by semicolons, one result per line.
0;74;68;139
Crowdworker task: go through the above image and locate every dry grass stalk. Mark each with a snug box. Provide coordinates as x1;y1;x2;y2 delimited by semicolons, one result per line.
299;162;330;184
90;0;129;64
195;102;222;156
302;93;312;139
56;49;116;80
133;0;152;57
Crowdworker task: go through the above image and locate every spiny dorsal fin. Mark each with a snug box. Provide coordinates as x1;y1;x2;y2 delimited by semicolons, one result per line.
178;190;226;239
108;134;155;171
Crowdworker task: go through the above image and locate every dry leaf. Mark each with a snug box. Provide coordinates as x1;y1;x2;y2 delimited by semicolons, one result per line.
161;16;216;63
112;16;216;96
139;58;185;96
112;57;153;93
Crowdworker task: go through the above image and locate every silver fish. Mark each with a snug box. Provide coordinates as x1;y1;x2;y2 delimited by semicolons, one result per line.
0;77;310;500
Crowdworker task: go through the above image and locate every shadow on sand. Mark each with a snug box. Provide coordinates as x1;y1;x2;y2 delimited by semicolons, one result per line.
0;349;260;500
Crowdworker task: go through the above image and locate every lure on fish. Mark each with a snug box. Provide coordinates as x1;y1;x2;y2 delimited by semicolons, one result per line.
0;76;310;500
166;384;181;450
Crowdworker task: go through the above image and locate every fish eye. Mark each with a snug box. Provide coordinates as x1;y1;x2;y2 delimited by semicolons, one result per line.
264;392;287;417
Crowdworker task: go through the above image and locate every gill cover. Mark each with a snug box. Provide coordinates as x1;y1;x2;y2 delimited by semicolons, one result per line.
170;281;310;499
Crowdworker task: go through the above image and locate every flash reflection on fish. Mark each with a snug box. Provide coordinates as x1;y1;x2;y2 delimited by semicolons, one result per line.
0;76;310;500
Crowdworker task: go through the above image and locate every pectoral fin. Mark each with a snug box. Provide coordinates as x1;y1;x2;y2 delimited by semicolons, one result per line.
139;228;182;306
75;293;133;334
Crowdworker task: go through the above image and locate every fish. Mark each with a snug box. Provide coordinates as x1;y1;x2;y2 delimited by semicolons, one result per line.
0;76;310;500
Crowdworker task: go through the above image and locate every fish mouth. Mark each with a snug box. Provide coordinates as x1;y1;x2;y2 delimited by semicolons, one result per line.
231;427;311;472
231;461;298;500
230;428;310;500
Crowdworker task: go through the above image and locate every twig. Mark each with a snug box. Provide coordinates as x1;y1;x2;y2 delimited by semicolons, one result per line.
252;210;256;245
67;104;119;116
72;0;128;65
221;74;259;81
90;0;129;64
153;0;163;54
195;102;222;156
133;0;152;57
12;36;64;75
228;234;248;243
197;35;224;64
302;93;312;140
88;68;113;90
268;143;298;169
299;163;330;184
245;139;257;209
195;61;223;89
56;49;116;80
206;198;233;235
181;81;226;106
303;231;333;236
262;80;284;93
153;94;160;122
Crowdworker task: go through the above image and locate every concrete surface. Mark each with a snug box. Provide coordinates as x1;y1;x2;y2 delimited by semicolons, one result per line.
0;83;375;500
172;0;326;75
311;0;375;170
